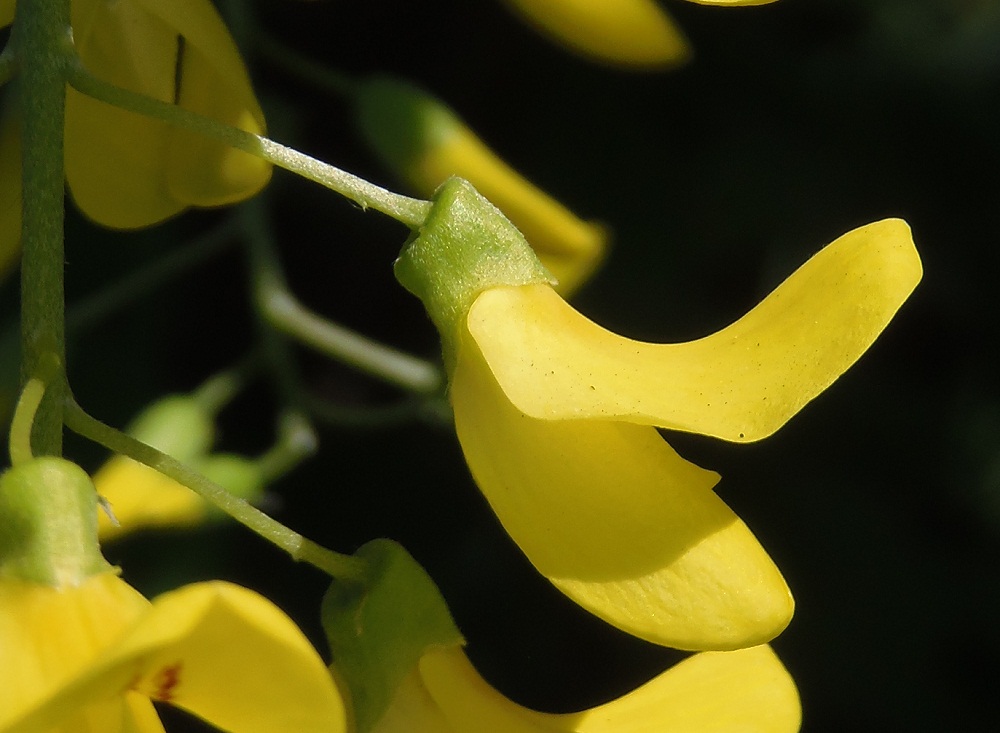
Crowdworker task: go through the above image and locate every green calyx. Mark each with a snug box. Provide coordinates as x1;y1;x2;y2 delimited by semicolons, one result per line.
321;539;464;733
394;177;554;367
0;457;111;586
353;76;460;175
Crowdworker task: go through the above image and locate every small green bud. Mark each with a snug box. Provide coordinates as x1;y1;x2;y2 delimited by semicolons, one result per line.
126;394;214;460
394;177;553;368
321;539;463;733
0;457;111;586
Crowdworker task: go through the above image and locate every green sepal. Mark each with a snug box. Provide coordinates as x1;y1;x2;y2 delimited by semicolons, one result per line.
394;177;553;368
354;76;461;175
0;457;111;586
127;394;214;461
321;539;464;733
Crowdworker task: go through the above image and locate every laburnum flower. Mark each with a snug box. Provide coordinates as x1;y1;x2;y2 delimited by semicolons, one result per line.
322;539;799;733
0;456;347;733
396;178;922;651
355;78;606;296
0;0;270;237
497;0;778;69
375;644;800;733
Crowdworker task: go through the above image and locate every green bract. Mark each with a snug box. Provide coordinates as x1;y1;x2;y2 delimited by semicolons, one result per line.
321;539;463;733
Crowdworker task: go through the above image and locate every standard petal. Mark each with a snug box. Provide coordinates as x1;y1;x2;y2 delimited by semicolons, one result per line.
372;668;457;733
0;573;149;730
452;332;793;650
65;0;184;226
499;0;690;68
6;581;347;733
130;0;271;206
469;219;922;442
419;645;800;733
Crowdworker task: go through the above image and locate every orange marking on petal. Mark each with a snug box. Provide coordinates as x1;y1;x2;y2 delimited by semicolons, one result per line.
152;662;183;702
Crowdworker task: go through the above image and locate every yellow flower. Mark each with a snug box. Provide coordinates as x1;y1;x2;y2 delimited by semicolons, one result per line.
0;574;348;733
374;644;800;733
497;0;778;69
0;456;346;733
397;179;922;651
0;0;270;233
355;78;606;296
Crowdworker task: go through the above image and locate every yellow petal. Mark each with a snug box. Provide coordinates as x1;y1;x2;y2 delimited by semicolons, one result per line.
451;330;792;650
0;105;21;279
1;0;14;27
131;0;271;206
372;667;457;733
6;581;347;733
408;122;606;297
64;0;268;228
419;645;800;733
0;572;150;730
568;645;800;733
499;0;690;68
468;219;922;442
95;456;207;540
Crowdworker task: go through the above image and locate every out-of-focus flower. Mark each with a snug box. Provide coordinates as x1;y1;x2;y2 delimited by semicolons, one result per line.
396;178;922;650
355;77;605;296
0;0;270;235
0;456;347;733
94;395;265;540
498;0;778;69
374;644;800;733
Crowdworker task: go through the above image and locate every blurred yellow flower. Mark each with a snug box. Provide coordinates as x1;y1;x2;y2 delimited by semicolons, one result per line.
374;644;800;733
398;179;922;650
498;0;778;69
0;0;270;238
356;78;605;296
0;574;348;733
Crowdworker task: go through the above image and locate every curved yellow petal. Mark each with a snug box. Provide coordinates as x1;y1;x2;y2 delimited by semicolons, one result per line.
469;219;922;442
0;572;150;730
130;0;271;206
452;330;792;650
499;0;690;68
419;645;800;733
0;105;21;280
568;645;800;733
6;581;347;733
65;0;268;228
1;0;14;27
95;457;207;540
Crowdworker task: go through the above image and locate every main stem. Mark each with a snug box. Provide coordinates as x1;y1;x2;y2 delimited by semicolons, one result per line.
14;0;71;456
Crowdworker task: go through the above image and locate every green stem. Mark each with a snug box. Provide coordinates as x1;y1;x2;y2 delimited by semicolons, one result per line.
13;0;71;457
191;352;262;415
8;378;44;466
63;397;367;582
241;206;441;394
254;410;317;484
64;60;431;228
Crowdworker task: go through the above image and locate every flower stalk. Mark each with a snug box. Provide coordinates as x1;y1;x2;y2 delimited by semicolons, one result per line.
12;0;71;457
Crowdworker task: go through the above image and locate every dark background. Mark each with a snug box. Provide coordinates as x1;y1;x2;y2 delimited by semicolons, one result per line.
5;0;998;731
